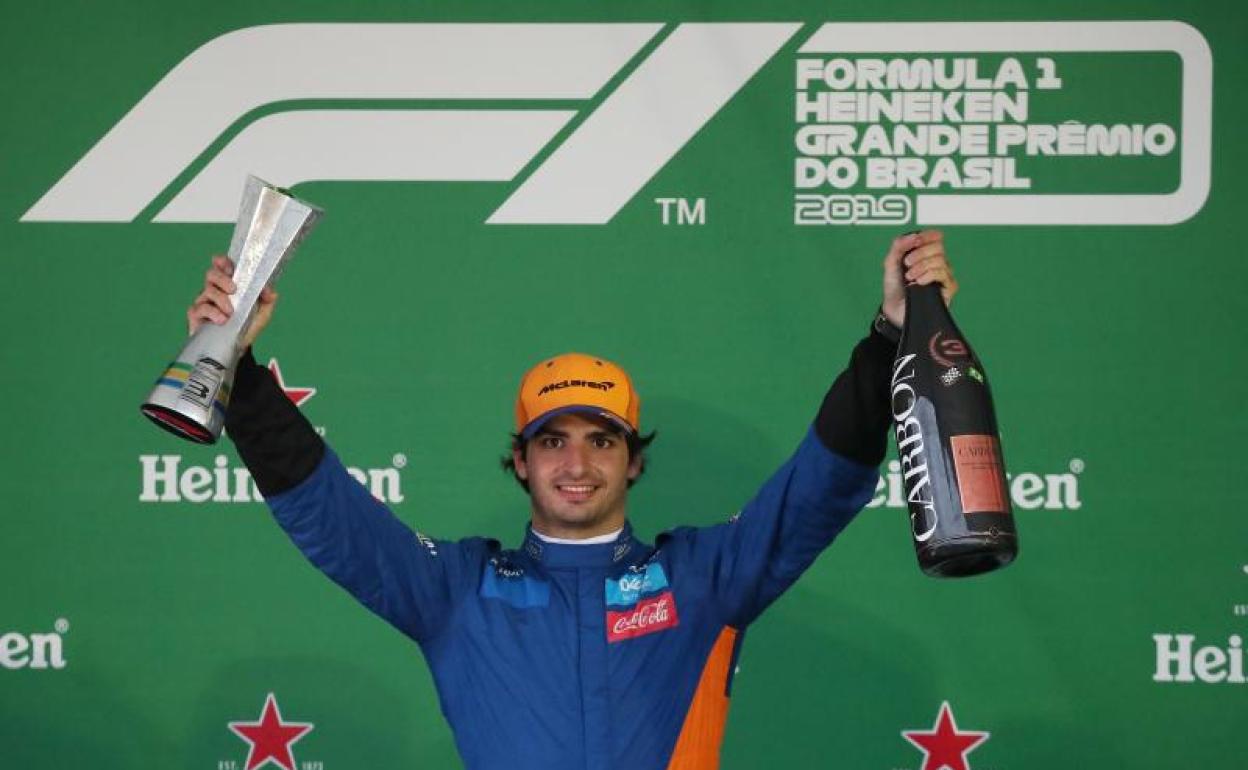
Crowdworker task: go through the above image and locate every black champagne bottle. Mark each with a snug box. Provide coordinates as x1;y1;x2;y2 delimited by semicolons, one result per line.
891;267;1018;577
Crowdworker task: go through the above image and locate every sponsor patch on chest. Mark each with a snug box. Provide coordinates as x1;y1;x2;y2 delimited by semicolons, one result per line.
605;562;669;606
606;590;679;642
480;559;550;609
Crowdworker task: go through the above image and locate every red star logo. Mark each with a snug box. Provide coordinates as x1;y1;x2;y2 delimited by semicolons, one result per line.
228;693;313;770
902;701;989;770
267;358;317;407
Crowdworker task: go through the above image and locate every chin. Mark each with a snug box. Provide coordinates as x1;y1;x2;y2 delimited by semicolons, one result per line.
549;510;604;529
536;501;611;532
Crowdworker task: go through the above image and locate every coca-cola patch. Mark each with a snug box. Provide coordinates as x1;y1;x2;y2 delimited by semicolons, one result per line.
606;590;679;643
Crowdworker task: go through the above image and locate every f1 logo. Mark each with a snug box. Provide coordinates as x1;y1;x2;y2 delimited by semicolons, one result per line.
22;23;800;224
22;21;1211;226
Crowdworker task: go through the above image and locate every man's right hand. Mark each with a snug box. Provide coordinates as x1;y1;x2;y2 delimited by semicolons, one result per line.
186;255;279;349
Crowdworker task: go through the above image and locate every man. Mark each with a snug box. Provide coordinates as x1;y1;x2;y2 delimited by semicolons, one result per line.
188;231;956;770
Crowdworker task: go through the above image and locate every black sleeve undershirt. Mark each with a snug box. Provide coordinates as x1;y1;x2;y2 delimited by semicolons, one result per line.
812;324;897;467
224;349;325;497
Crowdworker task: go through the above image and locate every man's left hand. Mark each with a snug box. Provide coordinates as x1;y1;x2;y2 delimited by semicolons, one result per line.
881;230;958;328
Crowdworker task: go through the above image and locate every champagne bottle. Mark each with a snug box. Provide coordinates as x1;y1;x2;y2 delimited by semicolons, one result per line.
891;253;1018;578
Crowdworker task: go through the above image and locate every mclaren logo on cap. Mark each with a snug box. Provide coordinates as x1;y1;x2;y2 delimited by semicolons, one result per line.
537;379;616;397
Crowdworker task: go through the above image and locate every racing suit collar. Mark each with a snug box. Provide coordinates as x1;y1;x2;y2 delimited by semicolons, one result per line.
522;522;636;568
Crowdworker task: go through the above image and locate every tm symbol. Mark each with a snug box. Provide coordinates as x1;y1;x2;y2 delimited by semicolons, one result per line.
655;197;706;225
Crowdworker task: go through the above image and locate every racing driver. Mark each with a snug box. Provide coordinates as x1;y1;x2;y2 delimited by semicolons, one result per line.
187;230;957;769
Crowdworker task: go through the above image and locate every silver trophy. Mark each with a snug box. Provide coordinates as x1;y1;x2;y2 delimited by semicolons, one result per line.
141;175;323;443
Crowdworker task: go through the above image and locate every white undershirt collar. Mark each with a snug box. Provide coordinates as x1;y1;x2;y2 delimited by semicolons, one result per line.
532;526;624;545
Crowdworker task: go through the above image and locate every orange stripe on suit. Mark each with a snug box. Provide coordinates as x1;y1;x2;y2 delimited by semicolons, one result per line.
666;626;739;769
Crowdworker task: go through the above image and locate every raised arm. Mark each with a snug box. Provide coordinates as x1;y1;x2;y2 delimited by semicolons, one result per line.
188;257;479;642
674;232;956;628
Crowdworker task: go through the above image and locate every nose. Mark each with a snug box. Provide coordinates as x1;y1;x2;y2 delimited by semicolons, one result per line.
564;440;590;477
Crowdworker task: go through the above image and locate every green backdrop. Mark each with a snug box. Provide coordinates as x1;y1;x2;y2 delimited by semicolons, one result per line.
2;2;1243;768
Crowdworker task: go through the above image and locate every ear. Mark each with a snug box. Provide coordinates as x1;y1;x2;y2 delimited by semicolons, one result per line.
513;447;528;481
626;452;643;481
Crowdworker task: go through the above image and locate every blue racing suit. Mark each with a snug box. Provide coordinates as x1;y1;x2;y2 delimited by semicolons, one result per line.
225;327;897;769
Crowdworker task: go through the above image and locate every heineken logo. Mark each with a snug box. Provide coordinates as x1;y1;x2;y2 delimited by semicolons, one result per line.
138;454;406;504
226;693;316;770
0;619;69;671
901;702;990;770
1153;633;1247;684
870;457;1084;512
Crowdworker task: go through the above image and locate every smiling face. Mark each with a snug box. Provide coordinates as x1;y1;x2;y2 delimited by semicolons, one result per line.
513;412;642;540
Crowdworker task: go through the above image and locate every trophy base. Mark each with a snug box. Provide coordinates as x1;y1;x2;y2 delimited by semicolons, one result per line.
140;404;217;445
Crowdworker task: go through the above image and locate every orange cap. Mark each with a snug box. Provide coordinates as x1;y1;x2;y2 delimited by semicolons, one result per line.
514;352;640;439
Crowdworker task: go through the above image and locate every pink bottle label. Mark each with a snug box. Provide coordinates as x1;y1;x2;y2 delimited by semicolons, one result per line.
951;435;1008;514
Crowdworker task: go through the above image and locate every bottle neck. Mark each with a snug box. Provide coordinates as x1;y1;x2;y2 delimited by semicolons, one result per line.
903;281;946;330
